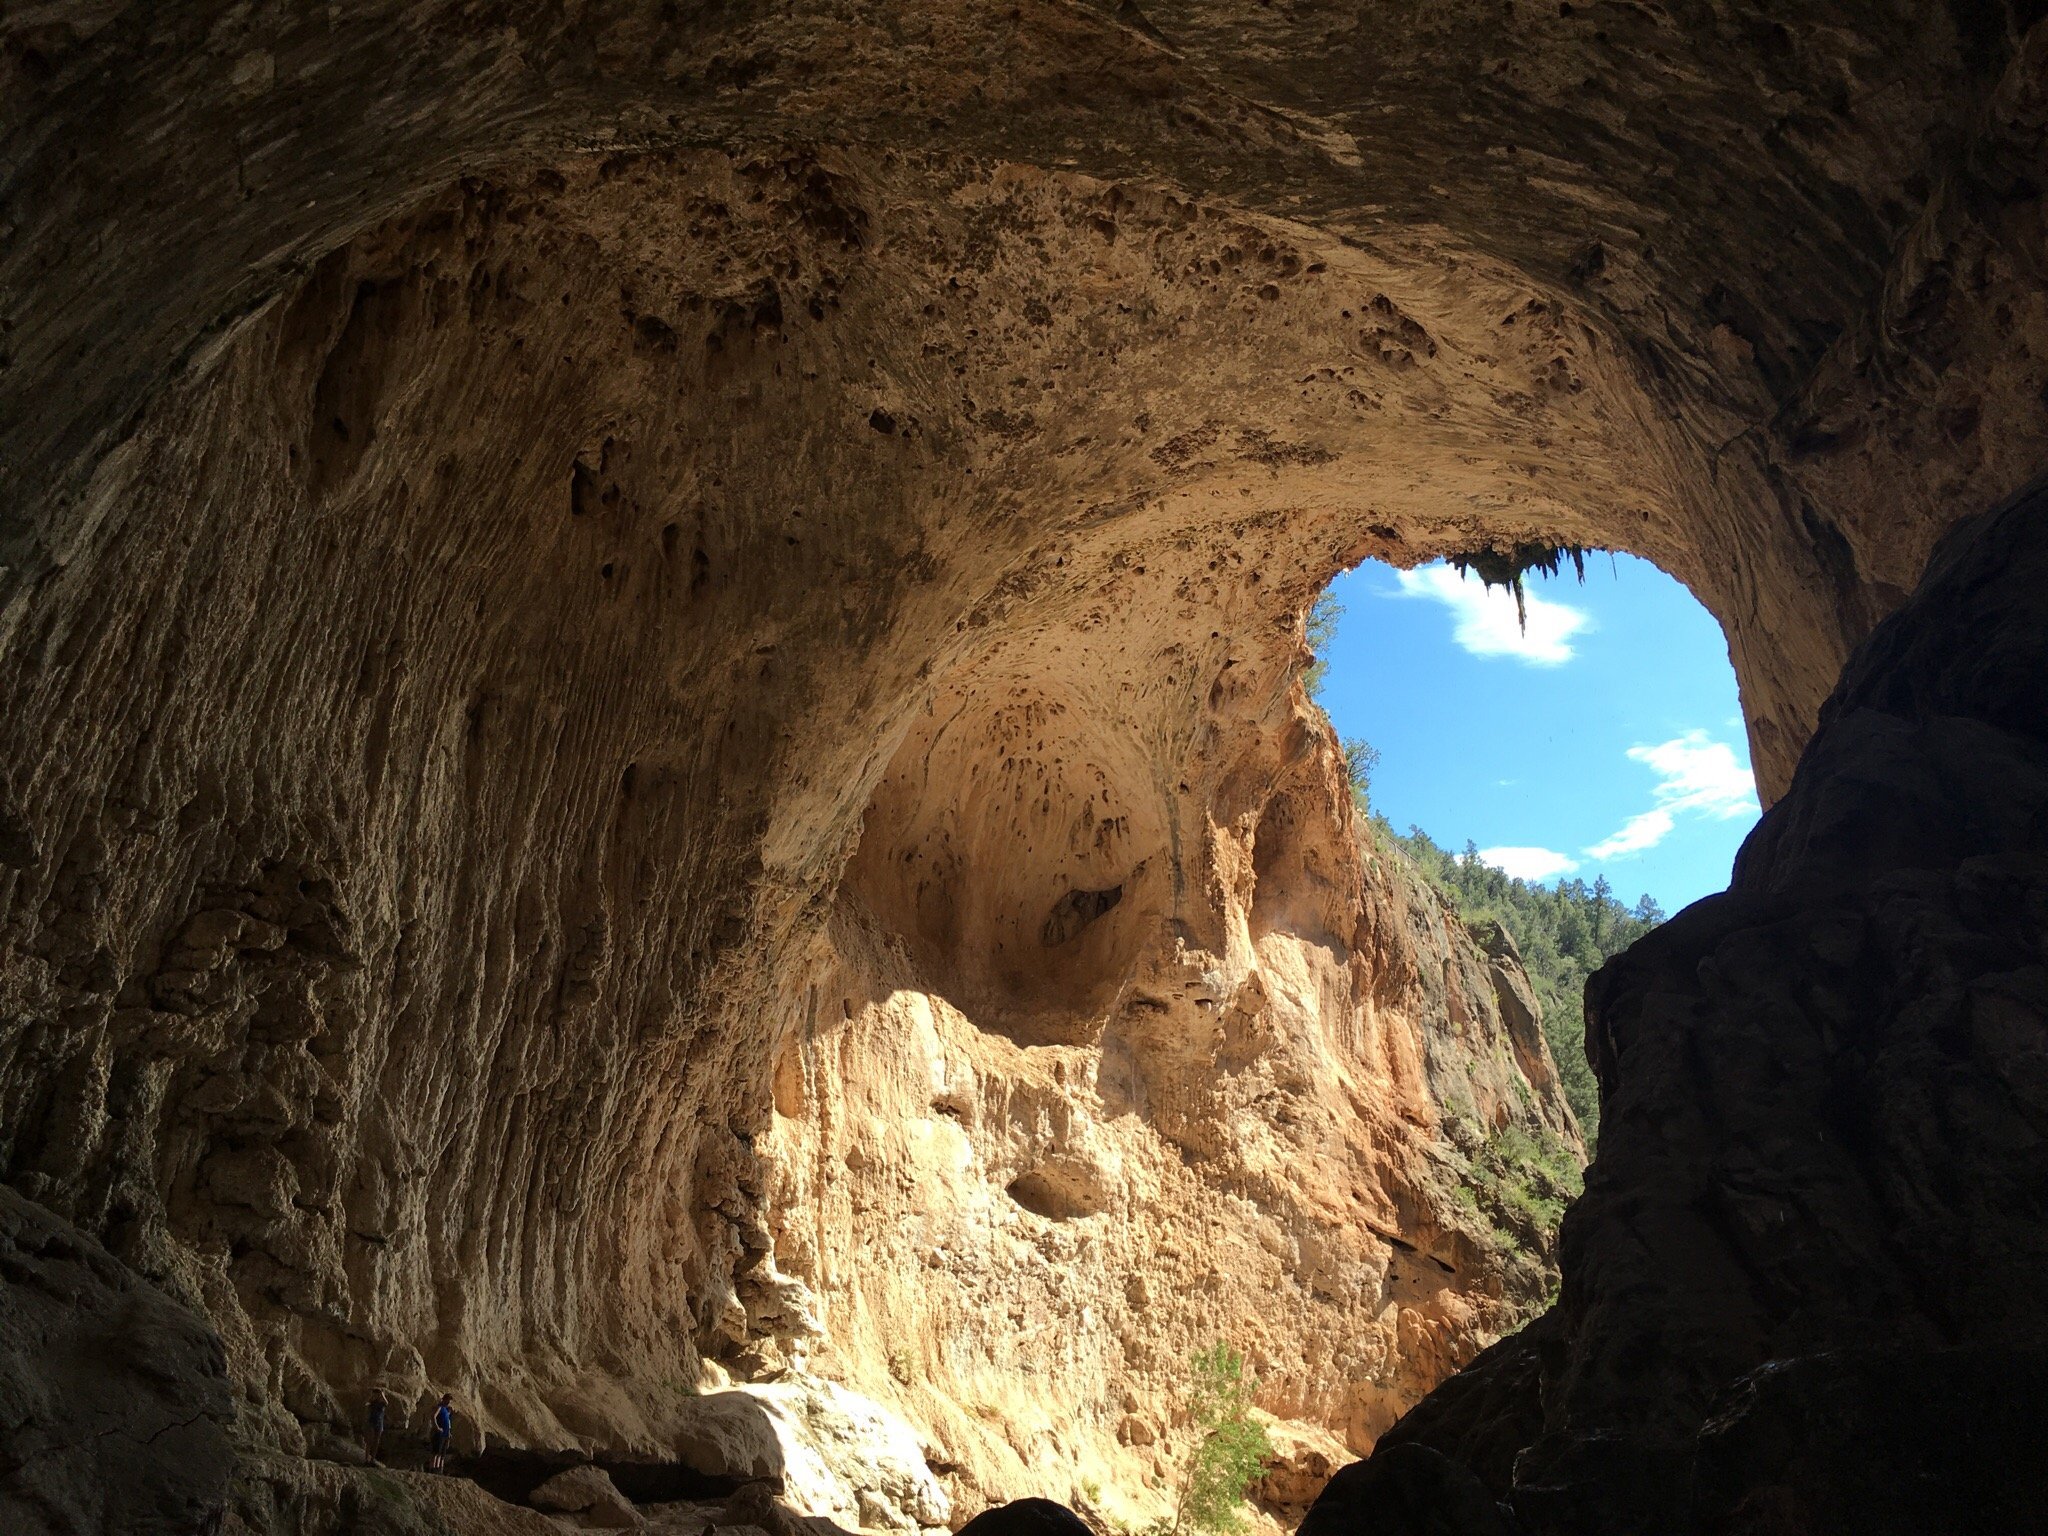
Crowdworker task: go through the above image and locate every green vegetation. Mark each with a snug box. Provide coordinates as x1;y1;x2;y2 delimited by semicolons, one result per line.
1339;735;1380;810
1371;822;1664;1144
1451;1119;1586;1250
1303;592;1343;699
1150;1344;1273;1536
1449;542;1594;629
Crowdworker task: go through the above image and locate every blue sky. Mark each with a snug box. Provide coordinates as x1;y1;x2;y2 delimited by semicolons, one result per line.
1316;554;1761;914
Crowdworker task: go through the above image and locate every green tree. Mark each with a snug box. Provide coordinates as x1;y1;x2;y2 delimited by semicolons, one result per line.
1302;592;1343;699
1153;1345;1273;1536
1341;736;1381;809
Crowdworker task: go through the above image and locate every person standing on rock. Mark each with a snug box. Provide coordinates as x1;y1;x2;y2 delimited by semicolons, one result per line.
363;1390;387;1465
428;1393;455;1472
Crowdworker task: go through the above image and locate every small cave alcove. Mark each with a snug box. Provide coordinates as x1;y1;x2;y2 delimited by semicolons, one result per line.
840;672;1171;1046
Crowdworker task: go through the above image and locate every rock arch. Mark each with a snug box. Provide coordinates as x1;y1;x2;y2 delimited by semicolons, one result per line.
3;5;2047;1530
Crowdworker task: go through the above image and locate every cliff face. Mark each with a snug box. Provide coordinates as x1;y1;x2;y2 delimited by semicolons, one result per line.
1343;479;2048;1533
757;734;1576;1520
0;154;1581;1517
3;4;2047;1532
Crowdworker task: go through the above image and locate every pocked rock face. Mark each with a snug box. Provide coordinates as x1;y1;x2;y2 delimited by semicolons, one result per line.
756;716;1577;1516
0;148;1586;1504
2;4;2047;1532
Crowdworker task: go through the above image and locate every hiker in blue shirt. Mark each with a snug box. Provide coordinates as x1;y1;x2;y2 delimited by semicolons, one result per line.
428;1393;455;1472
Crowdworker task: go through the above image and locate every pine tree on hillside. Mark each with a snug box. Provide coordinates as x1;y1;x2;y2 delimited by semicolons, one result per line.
1363;816;1663;1145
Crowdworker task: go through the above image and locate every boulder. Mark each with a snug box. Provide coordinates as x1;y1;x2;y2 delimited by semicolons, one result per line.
531;1465;643;1528
1251;1414;1349;1517
673;1392;788;1483
1298;1446;1519;1536
0;1186;235;1535
1368;1315;1555;1499
683;1379;948;1531
954;1498;1095;1536
723;1478;797;1536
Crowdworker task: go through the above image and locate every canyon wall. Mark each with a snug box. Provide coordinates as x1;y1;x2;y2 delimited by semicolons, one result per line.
755;727;1579;1521
0;155;1587;1522
1336;473;2048;1536
2;3;2047;1531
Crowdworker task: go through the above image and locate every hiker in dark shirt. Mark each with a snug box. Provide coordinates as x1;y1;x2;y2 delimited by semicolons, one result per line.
427;1393;455;1472
362;1390;387;1465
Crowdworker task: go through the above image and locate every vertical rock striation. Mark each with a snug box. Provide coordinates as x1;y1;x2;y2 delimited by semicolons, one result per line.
0;155;1585;1514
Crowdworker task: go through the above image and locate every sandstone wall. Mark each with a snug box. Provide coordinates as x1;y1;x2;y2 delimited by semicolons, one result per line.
0;154;1584;1498
754;709;1577;1520
4;4;2048;1530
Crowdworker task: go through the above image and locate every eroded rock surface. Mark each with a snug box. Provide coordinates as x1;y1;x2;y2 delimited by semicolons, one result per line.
1339;480;2048;1532
532;1464;642;1527
761;742;1576;1516
0;147;1582;1515
0;1186;235;1536
2;3;2047;1531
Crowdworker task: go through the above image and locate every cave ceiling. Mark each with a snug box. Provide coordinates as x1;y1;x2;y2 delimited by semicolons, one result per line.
2;7;2047;1531
6;3;2047;795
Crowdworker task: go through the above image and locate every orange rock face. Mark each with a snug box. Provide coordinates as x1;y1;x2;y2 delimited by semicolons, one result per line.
0;154;1582;1513
759;685;1579;1518
2;8;2045;1532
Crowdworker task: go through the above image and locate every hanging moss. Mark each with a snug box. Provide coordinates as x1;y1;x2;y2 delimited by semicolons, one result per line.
1449;542;1590;628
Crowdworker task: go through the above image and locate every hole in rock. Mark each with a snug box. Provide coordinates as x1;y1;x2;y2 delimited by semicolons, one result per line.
1302;551;1762;1148
1040;883;1124;947
1006;1157;1112;1220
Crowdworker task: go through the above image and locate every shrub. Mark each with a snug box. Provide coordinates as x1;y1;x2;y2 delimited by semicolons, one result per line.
1459;1122;1584;1250
1151;1344;1273;1536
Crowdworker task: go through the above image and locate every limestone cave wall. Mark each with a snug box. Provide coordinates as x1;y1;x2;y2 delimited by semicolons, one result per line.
0;153;1593;1506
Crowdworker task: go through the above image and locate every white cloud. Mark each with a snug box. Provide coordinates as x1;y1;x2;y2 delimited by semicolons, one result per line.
1480;846;1582;882
1392;563;1591;666
1585;731;1760;860
1584;809;1675;860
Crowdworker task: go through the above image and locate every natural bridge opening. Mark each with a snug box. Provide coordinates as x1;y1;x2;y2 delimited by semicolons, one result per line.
8;5;2046;1531
1299;552;1761;1144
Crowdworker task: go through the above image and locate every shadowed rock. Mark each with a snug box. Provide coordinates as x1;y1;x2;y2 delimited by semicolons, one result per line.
1339;477;2048;1532
532;1464;642;1528
0;1188;234;1535
956;1497;1097;1536
1299;1445;1519;1536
